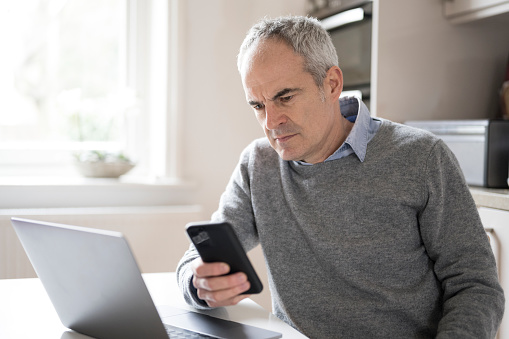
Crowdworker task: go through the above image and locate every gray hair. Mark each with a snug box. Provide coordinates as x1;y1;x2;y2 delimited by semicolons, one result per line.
237;16;338;87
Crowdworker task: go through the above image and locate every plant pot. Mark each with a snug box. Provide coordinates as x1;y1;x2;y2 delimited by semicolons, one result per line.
74;161;135;178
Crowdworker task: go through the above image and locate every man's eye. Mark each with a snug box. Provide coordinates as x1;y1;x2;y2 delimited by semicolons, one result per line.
253;104;264;110
280;95;293;103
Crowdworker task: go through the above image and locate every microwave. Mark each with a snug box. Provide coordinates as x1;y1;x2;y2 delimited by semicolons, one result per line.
405;120;509;188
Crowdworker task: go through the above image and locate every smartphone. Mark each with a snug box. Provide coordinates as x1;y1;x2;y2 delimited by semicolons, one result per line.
186;221;263;294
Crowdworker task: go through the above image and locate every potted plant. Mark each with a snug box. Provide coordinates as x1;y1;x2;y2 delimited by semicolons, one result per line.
74;150;135;178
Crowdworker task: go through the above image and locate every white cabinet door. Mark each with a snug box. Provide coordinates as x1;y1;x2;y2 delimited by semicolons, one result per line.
444;0;509;23
479;207;509;339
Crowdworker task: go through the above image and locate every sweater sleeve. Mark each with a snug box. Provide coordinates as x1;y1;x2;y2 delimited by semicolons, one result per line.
176;144;259;309
419;140;504;338
175;243;210;309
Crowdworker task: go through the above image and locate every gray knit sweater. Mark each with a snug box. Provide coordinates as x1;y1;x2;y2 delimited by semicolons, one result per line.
177;119;504;338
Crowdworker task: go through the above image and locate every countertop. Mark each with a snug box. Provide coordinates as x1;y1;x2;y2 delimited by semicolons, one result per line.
470;187;509;211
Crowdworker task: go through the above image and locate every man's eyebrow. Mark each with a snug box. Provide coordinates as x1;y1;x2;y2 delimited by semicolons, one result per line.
247;87;302;106
248;99;262;107
271;88;301;101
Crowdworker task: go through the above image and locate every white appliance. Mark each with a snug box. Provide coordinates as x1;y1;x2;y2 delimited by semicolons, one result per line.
406;120;509;188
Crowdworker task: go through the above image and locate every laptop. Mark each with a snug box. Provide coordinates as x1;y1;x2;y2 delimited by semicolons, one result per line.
11;217;282;339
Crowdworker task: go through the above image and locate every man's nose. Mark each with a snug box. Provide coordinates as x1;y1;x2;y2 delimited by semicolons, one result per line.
265;103;286;130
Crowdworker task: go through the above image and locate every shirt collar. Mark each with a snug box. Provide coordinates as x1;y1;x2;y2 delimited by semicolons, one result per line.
338;96;373;162
294;96;379;165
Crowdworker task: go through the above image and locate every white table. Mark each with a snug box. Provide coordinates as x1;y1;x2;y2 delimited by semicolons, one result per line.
0;272;307;338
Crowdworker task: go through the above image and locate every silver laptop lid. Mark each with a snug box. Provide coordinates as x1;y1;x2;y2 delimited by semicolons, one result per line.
11;217;168;339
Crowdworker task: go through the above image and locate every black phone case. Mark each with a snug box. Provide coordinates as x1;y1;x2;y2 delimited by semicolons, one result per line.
186;222;263;294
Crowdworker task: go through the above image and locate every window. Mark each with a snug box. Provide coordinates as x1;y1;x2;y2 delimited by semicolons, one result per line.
0;0;142;177
0;0;189;210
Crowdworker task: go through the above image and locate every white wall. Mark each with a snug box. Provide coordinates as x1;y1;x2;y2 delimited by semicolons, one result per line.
180;0;307;219
375;0;509;122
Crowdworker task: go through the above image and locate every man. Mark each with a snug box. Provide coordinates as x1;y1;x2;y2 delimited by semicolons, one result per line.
177;16;504;338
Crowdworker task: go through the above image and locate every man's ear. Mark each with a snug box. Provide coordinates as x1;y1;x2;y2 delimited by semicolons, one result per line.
324;66;343;101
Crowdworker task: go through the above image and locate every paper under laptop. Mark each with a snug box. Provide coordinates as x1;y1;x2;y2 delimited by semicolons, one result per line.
11;217;282;339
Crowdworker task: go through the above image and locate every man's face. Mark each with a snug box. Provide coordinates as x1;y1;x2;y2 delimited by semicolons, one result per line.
240;40;343;164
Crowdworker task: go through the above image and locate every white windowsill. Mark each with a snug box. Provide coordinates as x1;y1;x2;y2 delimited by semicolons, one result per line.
0;175;188;186
0;176;197;209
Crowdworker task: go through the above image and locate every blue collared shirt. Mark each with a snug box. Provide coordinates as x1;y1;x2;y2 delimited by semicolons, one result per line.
296;96;381;165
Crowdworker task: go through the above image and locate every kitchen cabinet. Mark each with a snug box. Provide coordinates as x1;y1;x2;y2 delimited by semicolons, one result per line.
478;206;509;338
443;0;509;23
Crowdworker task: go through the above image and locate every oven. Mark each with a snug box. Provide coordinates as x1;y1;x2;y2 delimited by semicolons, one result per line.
308;0;373;108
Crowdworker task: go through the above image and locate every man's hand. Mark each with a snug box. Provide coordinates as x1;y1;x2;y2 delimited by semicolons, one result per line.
191;257;252;307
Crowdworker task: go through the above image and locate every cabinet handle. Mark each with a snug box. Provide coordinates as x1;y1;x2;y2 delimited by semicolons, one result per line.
484;228;500;279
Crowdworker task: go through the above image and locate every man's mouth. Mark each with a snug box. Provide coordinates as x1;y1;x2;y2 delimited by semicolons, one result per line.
274;134;296;143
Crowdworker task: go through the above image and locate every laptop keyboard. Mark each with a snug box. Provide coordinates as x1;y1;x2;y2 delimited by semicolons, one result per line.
165;324;217;338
